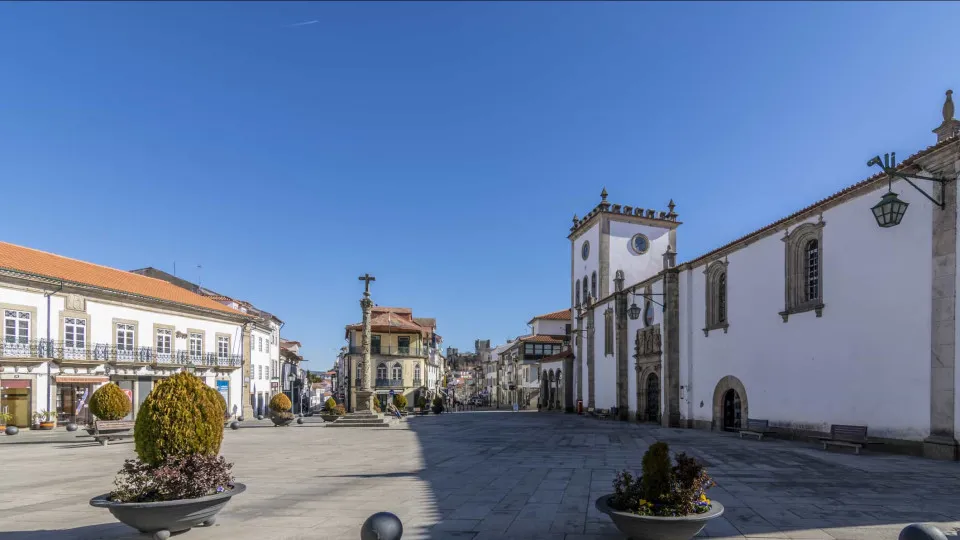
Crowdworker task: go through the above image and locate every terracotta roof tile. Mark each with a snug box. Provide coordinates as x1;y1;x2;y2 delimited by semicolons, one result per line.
518;335;565;343
0;242;245;316
682;134;960;269
530;309;571;321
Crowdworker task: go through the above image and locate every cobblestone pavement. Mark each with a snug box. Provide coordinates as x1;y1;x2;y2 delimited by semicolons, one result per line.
0;412;957;539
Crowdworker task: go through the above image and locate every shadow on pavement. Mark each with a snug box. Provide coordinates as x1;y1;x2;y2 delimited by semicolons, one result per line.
0;523;141;540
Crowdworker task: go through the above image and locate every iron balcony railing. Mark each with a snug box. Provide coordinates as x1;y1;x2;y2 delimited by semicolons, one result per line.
412;378;422;387
375;378;404;388
0;339;242;368
348;345;426;357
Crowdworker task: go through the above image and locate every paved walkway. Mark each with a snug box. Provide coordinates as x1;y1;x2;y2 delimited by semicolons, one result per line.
0;412;957;539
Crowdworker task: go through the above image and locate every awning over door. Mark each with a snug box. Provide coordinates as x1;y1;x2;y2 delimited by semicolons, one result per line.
55;376;109;384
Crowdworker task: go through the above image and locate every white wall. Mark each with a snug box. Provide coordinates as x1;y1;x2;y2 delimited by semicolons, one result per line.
608;220;672;293
532;319;569;336
592;296;616;409
680;179;933;440
624;278;665;416
573;223;601;304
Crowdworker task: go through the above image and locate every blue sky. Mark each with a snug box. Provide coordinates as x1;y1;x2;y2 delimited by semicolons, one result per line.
1;2;957;368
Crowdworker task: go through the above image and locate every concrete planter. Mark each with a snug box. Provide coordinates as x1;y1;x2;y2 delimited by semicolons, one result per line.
90;483;246;540
319;414;342;423
594;494;724;540
38;421;56;430
270;411;294;426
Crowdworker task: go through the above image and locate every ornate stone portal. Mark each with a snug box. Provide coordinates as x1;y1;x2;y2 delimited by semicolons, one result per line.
355;274;377;413
634;325;662;423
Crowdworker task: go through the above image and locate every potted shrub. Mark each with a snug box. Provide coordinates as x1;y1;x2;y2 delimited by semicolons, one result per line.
393;394;408;415
417;396;428;415
268;394;294;426
431;396;444;415
33;410;56;430
0;412;11;432
90;372;244;540
87;383;132;434
319;398;344;423
595;442;723;540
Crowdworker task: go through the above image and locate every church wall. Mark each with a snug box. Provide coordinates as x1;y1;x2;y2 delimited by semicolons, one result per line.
593;296;617;409
625;278;664;418
608;220;671;293
680;179;933;440
573;223;601;302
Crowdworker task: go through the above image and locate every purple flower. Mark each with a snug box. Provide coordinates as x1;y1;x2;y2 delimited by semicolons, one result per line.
216;486;224;493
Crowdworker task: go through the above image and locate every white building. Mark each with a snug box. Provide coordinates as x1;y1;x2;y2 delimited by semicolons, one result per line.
567;91;960;460
0;243;249;428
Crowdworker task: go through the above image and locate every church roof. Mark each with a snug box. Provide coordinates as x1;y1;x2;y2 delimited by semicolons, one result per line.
529;309;571;322
0;242;246;317
681;133;959;269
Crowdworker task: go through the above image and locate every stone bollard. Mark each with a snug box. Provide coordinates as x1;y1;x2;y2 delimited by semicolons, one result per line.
230;421;240;430
900;524;947;540
360;512;402;540
296;418;304;425
65;422;79;432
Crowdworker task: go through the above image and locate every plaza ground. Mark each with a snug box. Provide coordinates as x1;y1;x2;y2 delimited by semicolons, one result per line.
0;412;958;540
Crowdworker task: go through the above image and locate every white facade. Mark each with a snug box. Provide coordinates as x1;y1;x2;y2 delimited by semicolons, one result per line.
249;322;281;416
1;276;246;428
566;98;960;459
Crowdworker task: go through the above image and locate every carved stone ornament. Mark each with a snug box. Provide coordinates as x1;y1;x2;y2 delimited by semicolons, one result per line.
65;294;85;312
634;325;662;358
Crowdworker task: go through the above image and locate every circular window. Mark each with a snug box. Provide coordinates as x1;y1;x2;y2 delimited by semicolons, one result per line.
630;234;650;255
643;301;655;327
581;241;590;260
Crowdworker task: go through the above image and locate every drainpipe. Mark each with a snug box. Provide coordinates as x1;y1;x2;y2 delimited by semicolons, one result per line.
43;281;64;415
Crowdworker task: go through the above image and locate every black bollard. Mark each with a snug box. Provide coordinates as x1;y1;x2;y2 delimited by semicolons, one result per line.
297;418;304;425
230;421;240;430
900;524;947;540
256;414;263;421
360;512;402;540
4;426;19;436
65;422;79;432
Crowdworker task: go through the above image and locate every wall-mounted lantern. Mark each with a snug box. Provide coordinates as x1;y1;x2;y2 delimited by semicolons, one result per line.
867;152;948;228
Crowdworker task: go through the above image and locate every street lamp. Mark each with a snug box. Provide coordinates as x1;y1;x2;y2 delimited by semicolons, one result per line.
866;152;948;228
287;373;296;415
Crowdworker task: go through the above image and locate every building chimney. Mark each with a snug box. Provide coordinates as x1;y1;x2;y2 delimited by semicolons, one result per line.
933;89;960;143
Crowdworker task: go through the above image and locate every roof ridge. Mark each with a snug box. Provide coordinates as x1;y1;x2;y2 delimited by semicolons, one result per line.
1;242;181;288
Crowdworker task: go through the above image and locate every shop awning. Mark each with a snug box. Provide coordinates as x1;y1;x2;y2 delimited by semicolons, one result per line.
55;376;109;384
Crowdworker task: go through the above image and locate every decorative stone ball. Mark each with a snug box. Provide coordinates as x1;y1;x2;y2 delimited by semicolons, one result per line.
256;415;263;421
230;421;240;430
237;416;244;422
899;524;947;540
65;422;79;432
297;418;304;425
4;426;19;436
360;512;403;540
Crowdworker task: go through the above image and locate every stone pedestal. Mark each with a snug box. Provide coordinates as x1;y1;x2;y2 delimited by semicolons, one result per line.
355;389;375;415
923;435;959;461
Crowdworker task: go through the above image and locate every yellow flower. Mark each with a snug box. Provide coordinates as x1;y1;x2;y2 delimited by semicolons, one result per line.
699;493;708;502
638;499;647;506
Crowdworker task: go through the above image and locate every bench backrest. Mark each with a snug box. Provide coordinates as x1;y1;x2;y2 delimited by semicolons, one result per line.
830;424;867;441
587;407;595;413
95;420;134;432
598;409;610;414
413;408;421;413
746;418;769;431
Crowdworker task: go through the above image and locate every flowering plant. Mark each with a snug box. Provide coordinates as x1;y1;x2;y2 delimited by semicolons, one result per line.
111;454;234;503
610;442;715;517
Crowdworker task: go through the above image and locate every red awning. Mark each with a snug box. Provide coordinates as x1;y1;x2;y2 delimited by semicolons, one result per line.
55;376;109;384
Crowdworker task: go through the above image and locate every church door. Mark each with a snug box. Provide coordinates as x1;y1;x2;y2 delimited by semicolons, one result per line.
722;389;742;431
645;373;659;422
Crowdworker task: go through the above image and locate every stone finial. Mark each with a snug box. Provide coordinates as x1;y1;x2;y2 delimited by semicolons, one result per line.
572;214;579;226
943;89;954;123
600;187;608;201
663;245;677;269
667;199;677;219
933;89;960;142
598;187;611;211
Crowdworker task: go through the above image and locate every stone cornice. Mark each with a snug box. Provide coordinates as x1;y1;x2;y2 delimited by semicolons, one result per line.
568;190;680;241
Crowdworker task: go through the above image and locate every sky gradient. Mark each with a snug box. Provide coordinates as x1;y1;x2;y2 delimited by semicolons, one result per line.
1;2;958;368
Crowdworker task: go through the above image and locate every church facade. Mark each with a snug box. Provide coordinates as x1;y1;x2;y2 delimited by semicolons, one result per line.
568;91;960;460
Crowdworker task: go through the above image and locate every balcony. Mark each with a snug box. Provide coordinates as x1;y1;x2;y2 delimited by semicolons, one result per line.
375;378;404;388
349;346;426;357
412;378;422;387
0;339;242;368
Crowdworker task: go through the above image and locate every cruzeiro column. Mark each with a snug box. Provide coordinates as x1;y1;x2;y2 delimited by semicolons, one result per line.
356;273;377;413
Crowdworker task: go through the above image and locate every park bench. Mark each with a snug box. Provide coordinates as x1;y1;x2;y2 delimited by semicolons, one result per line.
586;407;595;417
596;408;611;420
819;424;868;455
739;418;774;440
77;420;135;446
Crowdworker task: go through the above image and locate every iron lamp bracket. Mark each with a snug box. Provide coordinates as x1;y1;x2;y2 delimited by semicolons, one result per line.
867;152;949;209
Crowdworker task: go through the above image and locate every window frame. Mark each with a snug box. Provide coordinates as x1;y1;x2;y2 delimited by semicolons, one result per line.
64;316;87;350
703;259;730;336
216;334;231;359
780;219;826;321
3;308;32;345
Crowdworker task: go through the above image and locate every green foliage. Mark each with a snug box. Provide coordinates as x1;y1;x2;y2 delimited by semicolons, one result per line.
324;397;337;412
417;396;428;409
269;393;292;412
90;383;131;421
0;412;12;424
431;396;444;414
641;442;672;503
334;404;346;415
393;394;408;409
372;398;382;412
134;372;226;467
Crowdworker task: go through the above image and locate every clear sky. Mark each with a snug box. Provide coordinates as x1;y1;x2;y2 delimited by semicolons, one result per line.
1;2;958;368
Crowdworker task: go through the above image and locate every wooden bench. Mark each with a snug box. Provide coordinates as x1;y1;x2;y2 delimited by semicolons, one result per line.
596;408;610;420
739;419;773;440
586;407;595;417
76;420;135;446
819;424;868;455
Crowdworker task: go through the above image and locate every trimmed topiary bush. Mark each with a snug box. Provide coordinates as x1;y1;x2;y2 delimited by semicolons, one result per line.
641;441;672;503
393;394;408;410
269;393;292;413
324;397;337;412
432;396;444;414
417;396;428;409
134;372;226;467
89;383;131;421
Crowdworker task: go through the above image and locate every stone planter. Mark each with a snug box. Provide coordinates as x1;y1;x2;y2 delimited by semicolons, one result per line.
319;414;342;423
91;483;245;540
270;411;294;426
594;494;724;540
38;421;56;430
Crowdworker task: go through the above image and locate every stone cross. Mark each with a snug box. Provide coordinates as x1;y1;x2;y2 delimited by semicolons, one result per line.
359;274;376;295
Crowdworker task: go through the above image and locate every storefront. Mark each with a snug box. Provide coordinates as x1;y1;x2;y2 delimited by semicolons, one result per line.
216;379;231;414
1;378;32;428
55;375;109;424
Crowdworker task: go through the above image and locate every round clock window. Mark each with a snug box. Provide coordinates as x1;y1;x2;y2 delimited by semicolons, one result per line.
643;301;655;327
581;241;590;260
630;233;650;255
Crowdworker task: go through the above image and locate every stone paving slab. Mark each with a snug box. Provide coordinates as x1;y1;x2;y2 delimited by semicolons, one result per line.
0;411;958;539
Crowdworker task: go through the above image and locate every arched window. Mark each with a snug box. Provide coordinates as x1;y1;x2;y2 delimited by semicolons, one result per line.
704;260;729;335
392;362;402;380
804;239;819;302
591;271;597;299
782;220;825;320
575;279;581;307
376;362;387;381
582;278;589;304
414;364;421;382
